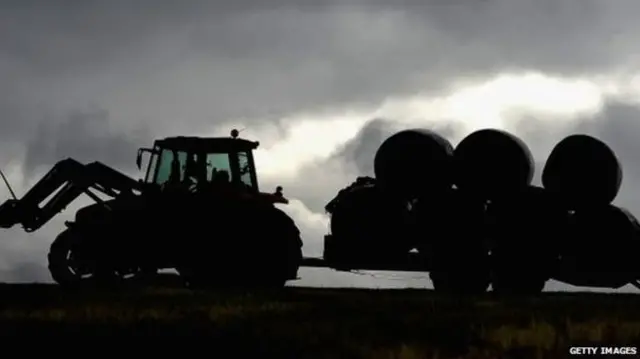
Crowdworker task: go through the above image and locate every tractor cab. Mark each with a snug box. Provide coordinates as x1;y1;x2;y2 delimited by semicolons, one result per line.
135;129;287;204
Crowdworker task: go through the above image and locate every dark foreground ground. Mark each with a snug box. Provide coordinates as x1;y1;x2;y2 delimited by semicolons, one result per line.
0;277;639;358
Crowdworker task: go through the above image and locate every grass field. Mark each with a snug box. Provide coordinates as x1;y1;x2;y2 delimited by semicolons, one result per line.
1;278;639;358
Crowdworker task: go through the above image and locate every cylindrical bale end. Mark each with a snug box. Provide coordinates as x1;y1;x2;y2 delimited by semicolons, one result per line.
542;134;622;208
453;128;535;199
374;129;454;199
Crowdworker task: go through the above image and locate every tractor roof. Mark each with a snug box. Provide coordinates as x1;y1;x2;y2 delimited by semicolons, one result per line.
154;136;260;153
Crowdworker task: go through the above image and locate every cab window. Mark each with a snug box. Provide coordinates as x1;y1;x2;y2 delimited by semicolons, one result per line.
237;151;255;188
155;149;188;185
144;150;159;183
206;153;232;182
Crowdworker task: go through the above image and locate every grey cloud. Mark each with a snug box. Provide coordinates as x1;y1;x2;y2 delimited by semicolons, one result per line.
261;119;412;214
0;261;50;283
328;118;398;177
327;117;463;179
262;158;356;215
22;107;150;180
0;218;66;284
573;102;640;180
3;0;640;133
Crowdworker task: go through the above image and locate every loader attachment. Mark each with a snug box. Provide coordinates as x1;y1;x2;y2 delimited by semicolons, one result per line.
0;158;142;233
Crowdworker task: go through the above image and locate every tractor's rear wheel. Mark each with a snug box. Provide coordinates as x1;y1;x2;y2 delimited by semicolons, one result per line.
181;233;302;290
178;206;303;290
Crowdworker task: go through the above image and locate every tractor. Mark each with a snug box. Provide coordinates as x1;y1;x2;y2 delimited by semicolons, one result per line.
0;129;303;288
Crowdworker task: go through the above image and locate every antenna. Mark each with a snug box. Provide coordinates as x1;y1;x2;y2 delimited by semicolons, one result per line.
0;168;17;200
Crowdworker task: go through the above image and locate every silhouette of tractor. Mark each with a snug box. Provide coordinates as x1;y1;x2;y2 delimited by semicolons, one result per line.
2;124;639;296
0;129;303;288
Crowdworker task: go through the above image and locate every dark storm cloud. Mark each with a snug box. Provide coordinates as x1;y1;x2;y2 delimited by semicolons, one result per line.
1;0;638;153
3;0;639;135
329;118;462;177
22;107;150;180
328;119;398;176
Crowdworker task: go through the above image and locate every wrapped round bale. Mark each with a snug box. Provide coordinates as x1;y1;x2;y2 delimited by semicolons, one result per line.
542;134;622;208
453;128;535;200
326;179;412;263
558;205;640;288
374;129;454;200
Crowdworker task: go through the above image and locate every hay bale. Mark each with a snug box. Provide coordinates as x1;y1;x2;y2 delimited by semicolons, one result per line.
542;134;622;207
374;129;454;200
453;128;535;200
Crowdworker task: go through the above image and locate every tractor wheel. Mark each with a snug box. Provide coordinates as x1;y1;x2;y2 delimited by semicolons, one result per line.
48;229;121;288
178;206;303;290
49;229;94;286
250;224;303;288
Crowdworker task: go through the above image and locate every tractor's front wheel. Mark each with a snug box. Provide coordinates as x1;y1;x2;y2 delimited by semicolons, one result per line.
48;229;124;287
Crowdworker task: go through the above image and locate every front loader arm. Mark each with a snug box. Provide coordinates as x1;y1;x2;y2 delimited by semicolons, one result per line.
0;158;142;233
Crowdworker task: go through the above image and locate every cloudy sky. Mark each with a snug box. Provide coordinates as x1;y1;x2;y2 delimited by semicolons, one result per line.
2;0;640;292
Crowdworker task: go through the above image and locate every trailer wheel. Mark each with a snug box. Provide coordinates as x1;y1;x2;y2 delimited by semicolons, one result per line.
427;244;491;294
